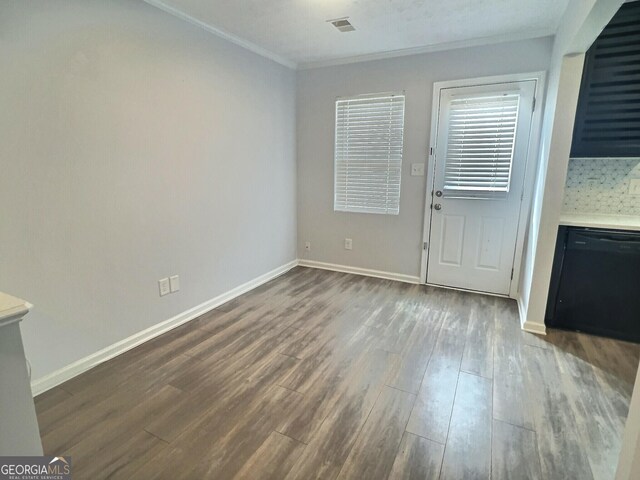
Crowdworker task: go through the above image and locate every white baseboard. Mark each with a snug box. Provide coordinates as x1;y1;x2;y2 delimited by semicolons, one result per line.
517;296;547;335
31;260;298;396
522;321;547;335
425;282;510;298
298;259;420;284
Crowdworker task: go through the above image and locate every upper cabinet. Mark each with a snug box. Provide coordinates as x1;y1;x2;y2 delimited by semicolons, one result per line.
571;1;640;158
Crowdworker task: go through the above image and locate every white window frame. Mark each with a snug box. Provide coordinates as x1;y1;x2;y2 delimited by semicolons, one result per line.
333;92;405;215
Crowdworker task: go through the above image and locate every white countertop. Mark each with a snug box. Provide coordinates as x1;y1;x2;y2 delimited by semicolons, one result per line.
559;213;640;231
0;292;31;327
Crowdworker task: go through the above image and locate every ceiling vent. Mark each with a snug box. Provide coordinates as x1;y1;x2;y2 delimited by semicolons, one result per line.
328;17;355;32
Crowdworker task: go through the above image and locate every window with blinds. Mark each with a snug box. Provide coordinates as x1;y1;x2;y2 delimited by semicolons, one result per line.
443;93;520;198
334;93;405;215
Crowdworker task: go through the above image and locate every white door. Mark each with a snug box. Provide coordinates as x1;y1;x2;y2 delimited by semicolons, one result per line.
426;80;536;295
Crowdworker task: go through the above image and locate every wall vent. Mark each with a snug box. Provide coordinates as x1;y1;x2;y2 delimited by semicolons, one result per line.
328;17;355;32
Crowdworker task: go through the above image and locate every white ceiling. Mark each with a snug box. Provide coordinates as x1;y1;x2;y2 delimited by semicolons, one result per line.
147;0;570;68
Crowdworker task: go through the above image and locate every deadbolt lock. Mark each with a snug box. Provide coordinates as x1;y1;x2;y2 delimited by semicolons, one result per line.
435;190;443;197
434;204;442;211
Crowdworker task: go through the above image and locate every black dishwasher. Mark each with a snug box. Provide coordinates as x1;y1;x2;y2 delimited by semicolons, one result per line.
547;227;640;343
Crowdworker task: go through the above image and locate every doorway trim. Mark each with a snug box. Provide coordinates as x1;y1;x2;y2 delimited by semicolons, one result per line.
419;71;547;299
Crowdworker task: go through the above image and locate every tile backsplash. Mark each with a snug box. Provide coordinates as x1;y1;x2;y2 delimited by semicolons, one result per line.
563;158;640;215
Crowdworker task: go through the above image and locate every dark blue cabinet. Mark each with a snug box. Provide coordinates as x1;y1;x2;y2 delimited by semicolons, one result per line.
571;1;640;158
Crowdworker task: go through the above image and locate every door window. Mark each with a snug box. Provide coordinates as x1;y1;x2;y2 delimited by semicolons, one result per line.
443;94;520;199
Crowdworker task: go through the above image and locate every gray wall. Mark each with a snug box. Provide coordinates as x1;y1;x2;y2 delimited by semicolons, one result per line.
0;0;297;381
296;37;554;279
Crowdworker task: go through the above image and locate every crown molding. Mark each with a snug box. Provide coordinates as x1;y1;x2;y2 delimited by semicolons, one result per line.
298;29;555;70
143;0;297;70
141;1;555;72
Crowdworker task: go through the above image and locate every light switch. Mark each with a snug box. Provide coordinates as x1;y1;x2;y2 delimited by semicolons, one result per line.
411;163;425;176
158;278;170;296
629;178;640;196
170;275;180;293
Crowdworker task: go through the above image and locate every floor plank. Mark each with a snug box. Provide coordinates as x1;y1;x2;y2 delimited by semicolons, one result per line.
145;352;298;444
405;311;467;443
523;343;595;480
439;372;492;480
385;309;445;394
284;349;395;480
234;431;305;480
493;372;535;430
492;419;542;480
336;385;415;480
492;298;536;430
387;432;444;480
549;331;628;480
460;304;495;379
33;387;73;414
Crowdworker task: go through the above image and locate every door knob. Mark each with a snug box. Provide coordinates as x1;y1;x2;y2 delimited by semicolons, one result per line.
434;204;442;211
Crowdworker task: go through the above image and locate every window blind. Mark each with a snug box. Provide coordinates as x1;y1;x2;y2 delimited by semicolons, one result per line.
334;93;405;215
443;93;520;198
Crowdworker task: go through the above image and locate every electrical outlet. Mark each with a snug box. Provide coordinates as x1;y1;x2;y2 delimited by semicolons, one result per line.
170;275;180;293
344;238;353;250
158;278;170;296
629;178;640;195
411;163;425;176
305;241;311;251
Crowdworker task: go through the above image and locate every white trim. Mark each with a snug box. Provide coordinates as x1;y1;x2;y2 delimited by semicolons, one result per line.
299;31;554;70
31;260;298;396
426;282;509;298
0;316;24;329
510;73;547;298
419;71;547;300
298;259;420;284
522;321;547;335
517;295;547;335
142;0;297;70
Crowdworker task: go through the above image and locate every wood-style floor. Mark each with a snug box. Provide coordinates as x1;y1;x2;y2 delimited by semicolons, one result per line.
35;267;640;479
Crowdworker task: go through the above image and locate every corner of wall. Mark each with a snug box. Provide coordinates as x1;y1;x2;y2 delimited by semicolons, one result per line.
517;294;547;335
